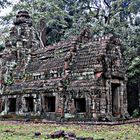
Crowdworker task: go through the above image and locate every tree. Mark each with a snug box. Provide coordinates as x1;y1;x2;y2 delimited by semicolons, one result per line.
0;0;11;9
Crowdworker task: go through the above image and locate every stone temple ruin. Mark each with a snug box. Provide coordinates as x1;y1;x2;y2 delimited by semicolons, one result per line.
0;11;128;121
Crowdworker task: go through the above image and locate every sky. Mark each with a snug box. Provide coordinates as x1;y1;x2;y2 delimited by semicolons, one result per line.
0;0;19;16
0;0;19;39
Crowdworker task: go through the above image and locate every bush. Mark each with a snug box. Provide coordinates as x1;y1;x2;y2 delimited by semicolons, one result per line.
132;109;139;117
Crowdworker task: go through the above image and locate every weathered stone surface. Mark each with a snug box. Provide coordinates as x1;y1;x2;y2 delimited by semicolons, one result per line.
34;132;41;136
0;11;129;121
50;130;65;138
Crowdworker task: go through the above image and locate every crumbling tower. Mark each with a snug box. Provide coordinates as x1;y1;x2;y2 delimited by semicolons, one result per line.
1;11;39;91
12;11;38;60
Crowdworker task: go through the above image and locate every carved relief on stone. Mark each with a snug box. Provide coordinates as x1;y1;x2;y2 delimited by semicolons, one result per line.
78;27;91;43
67;99;76;114
16;95;22;112
10;26;18;38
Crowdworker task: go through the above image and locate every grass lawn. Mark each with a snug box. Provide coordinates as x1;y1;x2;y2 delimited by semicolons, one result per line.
0;121;140;140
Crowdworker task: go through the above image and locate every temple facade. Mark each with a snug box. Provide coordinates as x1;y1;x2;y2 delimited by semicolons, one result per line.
0;11;128;121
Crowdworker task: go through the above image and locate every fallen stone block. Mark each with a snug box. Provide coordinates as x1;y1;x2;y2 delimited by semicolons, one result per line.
34;132;41;136
51;130;65;138
67;132;76;138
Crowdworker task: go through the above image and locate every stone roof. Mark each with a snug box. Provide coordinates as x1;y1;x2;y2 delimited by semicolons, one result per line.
3;27;125;94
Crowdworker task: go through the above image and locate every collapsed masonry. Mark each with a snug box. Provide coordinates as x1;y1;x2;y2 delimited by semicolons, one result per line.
0;11;128;121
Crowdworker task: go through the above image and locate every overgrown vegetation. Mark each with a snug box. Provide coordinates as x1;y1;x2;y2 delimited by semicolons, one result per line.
0;121;140;140
0;44;4;51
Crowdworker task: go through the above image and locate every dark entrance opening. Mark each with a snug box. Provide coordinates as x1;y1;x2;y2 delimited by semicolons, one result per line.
111;83;120;116
45;97;55;112
9;98;16;112
127;82;139;115
0;98;4;112
74;98;86;113
25;97;34;112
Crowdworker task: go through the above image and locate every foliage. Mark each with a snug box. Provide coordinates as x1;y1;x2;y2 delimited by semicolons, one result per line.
0;0;11;9
0;43;4;51
0;121;140;139
128;57;140;78
4;77;14;85
132;109;139;117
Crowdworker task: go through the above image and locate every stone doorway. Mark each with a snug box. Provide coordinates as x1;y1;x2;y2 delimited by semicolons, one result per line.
25;97;34;112
111;83;121;116
0;98;4;112
44;96;55;112
8;98;16;112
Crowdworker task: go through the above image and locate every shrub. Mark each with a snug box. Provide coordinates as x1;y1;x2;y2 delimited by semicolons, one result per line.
132;109;139;117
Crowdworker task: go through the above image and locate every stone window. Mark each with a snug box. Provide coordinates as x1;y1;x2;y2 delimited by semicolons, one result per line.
74;98;86;113
33;75;41;80
44;96;55;112
50;70;58;78
8;98;16;112
25;97;34;112
33;73;44;80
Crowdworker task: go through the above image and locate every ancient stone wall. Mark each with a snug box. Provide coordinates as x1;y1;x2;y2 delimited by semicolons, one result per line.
0;11;128;121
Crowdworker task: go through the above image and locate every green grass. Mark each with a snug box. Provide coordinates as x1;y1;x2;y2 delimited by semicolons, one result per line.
0;121;140;140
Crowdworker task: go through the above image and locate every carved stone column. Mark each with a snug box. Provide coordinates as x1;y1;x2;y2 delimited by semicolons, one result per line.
91;95;98;120
56;93;65;118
